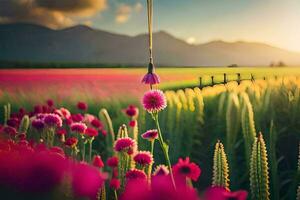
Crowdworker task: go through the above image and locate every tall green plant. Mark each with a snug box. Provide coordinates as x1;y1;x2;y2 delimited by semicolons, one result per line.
19;115;30;133
3;103;11;125
212;140;230;190
241;93;256;166
226;93;240;157
250;133;270;200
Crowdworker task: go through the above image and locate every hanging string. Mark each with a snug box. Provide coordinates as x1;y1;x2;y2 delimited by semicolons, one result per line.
147;0;153;64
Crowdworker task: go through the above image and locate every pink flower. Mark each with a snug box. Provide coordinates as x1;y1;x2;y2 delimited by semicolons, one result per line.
85;127;98;137
205;187;248;200
133;151;153;166
124;105;138;117
64;137;78;147
50;146;65;157
93;155;104;168
107;156;119;168
54;107;71;119
71;114;84;122
141;129;158;141
114;137;136;155
2;126;17;136
126;169;147;181
77;102;88;111
128;120;136;127
141;62;160;85
91;119;102;129
142;89;167;113
142;73;160;85
121;175;199;200
72;162;106;200
7;118;20;129
153;165;169;176
70;122;87;134
43;114;62;128
56;129;67;136
110;178;120;190
34;105;43;114
47;99;54;107
172;157;201;181
31;119;45;130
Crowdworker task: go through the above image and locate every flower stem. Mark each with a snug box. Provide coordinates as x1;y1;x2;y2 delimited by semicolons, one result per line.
89;140;93;162
147;140;155;182
114;189;118;200
154;114;176;188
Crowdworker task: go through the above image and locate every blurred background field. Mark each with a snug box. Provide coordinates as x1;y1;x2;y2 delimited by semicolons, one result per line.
1;67;300;104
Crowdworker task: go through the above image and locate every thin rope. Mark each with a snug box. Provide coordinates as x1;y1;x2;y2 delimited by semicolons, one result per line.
147;0;153;63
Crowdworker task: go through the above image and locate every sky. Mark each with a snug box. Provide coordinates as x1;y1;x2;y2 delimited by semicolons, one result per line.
0;0;300;52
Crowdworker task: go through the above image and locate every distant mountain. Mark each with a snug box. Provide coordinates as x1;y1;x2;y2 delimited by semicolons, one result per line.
0;23;300;66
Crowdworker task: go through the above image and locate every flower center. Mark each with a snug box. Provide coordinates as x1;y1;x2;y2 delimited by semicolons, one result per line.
180;166;191;174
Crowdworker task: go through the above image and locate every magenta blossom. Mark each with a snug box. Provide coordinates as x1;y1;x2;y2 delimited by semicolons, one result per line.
70;122;87;134
125;169;147;181
114;137;137;155
43;114;62;128
172;157;201;182
205;187;248;200
141;129;158;141
121;175;199;200
31;119;45;130
142;89;167;113
153;164;169;176
133;151;153;166
142;62;160;85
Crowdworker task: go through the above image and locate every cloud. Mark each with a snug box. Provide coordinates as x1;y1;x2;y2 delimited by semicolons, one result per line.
115;4;132;24
115;2;143;24
0;0;107;29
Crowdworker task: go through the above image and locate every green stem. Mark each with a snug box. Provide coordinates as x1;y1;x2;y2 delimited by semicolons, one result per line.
154;114;176;188
114;190;118;200
89;140;93;162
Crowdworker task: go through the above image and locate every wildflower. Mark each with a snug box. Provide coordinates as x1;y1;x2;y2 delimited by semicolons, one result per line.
153;165;169;176
101;130;107;136
2;126;17;136
124;105;138;117
85;127;98;137
50;146;65;156
91;118;102;129
107;156;119;168
70;122;87;134
142;62;160;85
142;89;167;113
64;137;78;147
121;175;199;200
31;119;45;130
205;187;248;200
114;137;136;155
47;99;54;107
141;129;158;141
133;151;153;166
56;129;67;136
34;105;43;114
72;162;106;200
71;113;84;122
60;108;71;119
7;117;20;128
93;155;104;168
128;120;136;127
44;114;62;128
172;157;201;181
77;101;88;111
109;178;120;190
126;169;147;181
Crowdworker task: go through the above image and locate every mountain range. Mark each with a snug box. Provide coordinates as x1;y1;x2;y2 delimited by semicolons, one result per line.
0;23;300;66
